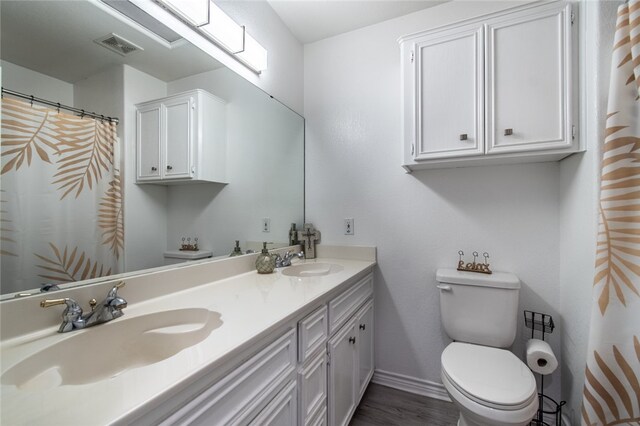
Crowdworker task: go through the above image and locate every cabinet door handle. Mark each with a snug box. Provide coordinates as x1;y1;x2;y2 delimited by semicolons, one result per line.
166;165;173;170
151;166;157;172
349;336;356;344
504;128;513;136
459;134;468;141
359;324;366;331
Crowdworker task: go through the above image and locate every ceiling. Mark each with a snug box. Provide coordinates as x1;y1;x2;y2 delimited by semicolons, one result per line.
0;0;223;84
0;0;449;84
267;0;449;44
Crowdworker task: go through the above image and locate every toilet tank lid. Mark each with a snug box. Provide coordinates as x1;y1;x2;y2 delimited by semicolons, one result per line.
436;268;520;289
164;250;213;260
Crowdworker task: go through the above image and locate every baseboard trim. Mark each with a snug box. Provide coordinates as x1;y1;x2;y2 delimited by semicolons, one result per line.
372;369;451;402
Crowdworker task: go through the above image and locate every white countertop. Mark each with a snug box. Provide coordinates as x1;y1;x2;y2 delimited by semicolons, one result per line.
0;255;375;425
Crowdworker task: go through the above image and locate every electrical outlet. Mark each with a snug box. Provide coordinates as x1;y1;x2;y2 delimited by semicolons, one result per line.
344;218;354;235
262;218;271;233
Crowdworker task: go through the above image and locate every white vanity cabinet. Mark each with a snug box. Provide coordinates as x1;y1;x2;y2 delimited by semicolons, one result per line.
327;275;374;426
140;271;374;426
136;89;227;184
400;1;577;170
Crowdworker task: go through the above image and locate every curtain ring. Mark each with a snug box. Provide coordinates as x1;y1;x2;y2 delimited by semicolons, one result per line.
80;109;85;119
100;114;105;123
29;95;34;107
56;103;61;114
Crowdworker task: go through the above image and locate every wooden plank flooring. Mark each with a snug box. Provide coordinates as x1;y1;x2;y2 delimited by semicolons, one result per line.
350;383;460;426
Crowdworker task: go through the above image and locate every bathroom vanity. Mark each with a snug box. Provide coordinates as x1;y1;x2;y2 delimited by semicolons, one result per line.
0;246;376;426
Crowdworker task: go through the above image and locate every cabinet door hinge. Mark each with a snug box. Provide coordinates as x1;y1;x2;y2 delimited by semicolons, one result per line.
571;11;575;25
411;143;415;156
327;351;331;366
410;50;414;63
572;125;576;140
191;166;196;174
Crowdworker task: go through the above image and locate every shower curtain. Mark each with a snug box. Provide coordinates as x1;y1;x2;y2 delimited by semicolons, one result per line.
581;1;640;425
0;97;123;295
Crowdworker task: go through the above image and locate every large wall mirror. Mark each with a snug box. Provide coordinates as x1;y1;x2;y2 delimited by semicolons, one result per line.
0;0;304;299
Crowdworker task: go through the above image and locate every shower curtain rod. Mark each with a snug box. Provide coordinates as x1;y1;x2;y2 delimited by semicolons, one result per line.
1;87;119;124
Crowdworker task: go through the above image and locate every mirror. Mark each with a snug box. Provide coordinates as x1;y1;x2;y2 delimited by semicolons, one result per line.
0;0;304;298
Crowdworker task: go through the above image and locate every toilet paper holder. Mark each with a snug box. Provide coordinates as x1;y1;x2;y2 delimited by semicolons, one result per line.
523;310;565;426
524;310;555;339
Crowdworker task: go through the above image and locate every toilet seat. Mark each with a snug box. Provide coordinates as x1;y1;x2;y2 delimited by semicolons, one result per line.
441;342;537;410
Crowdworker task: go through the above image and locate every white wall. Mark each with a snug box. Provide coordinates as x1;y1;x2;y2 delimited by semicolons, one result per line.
559;1;619;423
166;67;304;256
122;65;168;272
304;0;564;401
1;60;74;106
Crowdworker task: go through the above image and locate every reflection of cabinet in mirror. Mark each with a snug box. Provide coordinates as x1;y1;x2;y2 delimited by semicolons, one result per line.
136;89;227;184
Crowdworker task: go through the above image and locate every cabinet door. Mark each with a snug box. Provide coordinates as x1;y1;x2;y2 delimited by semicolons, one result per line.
163;95;193;179
486;3;573;154
327;320;358;426
355;300;374;400
136;104;161;181
411;25;484;160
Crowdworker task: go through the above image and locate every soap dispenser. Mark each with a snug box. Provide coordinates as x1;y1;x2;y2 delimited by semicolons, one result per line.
229;240;243;257
255;242;275;274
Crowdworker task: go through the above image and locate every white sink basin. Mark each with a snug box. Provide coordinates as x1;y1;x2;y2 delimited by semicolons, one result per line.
2;308;222;390
282;262;344;277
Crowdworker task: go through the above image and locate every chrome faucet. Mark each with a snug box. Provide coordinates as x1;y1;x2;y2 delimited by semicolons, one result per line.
275;251;304;268
40;281;127;333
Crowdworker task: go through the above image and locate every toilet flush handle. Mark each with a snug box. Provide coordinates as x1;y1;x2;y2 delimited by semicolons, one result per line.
437;284;452;291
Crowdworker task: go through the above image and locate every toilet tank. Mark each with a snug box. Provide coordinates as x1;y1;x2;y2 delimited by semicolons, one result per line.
436;268;520;348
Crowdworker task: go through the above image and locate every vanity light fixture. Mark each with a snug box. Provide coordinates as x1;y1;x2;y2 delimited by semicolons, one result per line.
155;0;267;72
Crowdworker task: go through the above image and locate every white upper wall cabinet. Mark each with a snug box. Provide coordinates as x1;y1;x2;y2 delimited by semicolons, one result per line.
400;1;578;171
136;89;227;184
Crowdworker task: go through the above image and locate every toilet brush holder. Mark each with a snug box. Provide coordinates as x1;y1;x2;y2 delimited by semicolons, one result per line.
524;311;566;426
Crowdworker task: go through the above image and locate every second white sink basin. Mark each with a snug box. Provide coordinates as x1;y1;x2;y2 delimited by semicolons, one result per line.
282;263;344;277
2;308;222;390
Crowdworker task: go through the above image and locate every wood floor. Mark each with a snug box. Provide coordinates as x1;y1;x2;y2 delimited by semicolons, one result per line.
350;383;460;426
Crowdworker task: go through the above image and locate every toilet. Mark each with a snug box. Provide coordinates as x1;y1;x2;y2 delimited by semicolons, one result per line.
436;268;538;426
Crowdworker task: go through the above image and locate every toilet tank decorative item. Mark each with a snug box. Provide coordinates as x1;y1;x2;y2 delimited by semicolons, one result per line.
436;268;520;348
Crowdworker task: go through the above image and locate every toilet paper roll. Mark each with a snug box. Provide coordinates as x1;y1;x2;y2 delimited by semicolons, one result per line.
526;338;558;375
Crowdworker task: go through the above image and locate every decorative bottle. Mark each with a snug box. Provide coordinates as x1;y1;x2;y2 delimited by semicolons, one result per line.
255;242;275;274
229;240;243;257
289;223;298;246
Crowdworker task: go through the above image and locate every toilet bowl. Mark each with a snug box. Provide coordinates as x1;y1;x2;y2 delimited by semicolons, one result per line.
441;342;538;426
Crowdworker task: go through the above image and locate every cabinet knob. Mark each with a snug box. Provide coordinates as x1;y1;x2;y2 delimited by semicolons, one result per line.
166;165;173;170
459;134;468;141
504;128;513;136
359;324;366;331
151;166;157;172
349;336;356;344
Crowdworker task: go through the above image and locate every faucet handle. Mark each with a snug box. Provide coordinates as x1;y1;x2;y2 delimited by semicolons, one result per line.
107;281;126;297
40;298;85;332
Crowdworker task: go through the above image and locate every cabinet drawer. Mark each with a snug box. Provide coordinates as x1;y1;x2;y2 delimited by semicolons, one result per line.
162;329;296;426
328;273;373;334
249;380;297;426
298;305;328;363
299;350;327;425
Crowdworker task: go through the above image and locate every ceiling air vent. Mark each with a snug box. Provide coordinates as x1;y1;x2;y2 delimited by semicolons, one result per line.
94;33;143;56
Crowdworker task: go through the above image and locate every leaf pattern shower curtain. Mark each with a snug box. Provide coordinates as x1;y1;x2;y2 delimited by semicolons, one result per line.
582;1;640;425
0;97;123;295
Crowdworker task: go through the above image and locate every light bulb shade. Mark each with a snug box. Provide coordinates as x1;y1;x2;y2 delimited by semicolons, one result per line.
200;2;245;53
158;0;209;27
237;33;268;72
